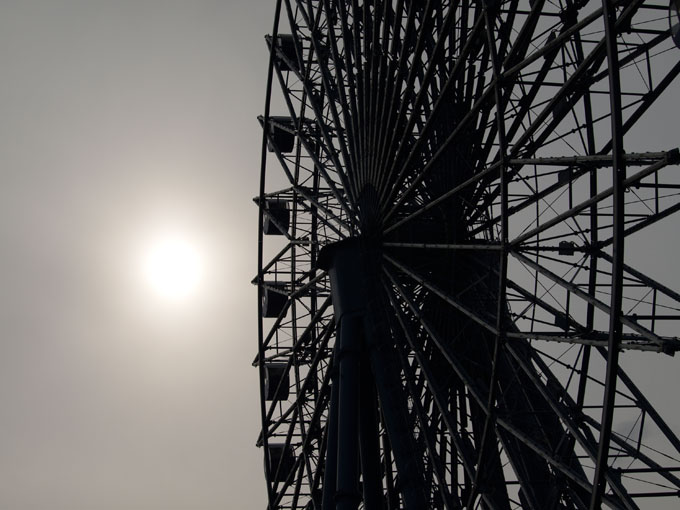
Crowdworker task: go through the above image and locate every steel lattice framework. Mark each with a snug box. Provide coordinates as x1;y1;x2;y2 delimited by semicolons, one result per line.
254;1;680;508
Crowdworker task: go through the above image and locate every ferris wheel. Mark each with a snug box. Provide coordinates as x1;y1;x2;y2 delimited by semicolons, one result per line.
254;1;680;508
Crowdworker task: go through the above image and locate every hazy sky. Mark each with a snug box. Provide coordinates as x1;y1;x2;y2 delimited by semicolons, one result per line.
0;1;273;508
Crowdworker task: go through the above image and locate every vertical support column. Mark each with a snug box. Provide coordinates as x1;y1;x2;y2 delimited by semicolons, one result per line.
319;239;369;510
322;352;340;510
359;357;383;510
320;238;427;509
336;315;362;510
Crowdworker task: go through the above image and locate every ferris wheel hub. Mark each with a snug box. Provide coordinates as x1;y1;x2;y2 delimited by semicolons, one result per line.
318;237;380;323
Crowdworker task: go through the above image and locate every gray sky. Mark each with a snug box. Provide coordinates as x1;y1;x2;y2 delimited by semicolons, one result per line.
0;1;272;508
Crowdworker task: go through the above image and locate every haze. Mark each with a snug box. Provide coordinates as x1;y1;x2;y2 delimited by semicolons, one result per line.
0;1;271;509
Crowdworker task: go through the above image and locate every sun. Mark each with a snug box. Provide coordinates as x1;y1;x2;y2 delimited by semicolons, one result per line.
141;234;204;301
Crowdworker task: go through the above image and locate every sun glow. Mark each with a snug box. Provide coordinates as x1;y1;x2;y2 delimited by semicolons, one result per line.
142;234;204;301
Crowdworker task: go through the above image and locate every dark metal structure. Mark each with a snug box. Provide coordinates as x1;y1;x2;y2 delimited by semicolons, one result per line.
254;1;680;508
